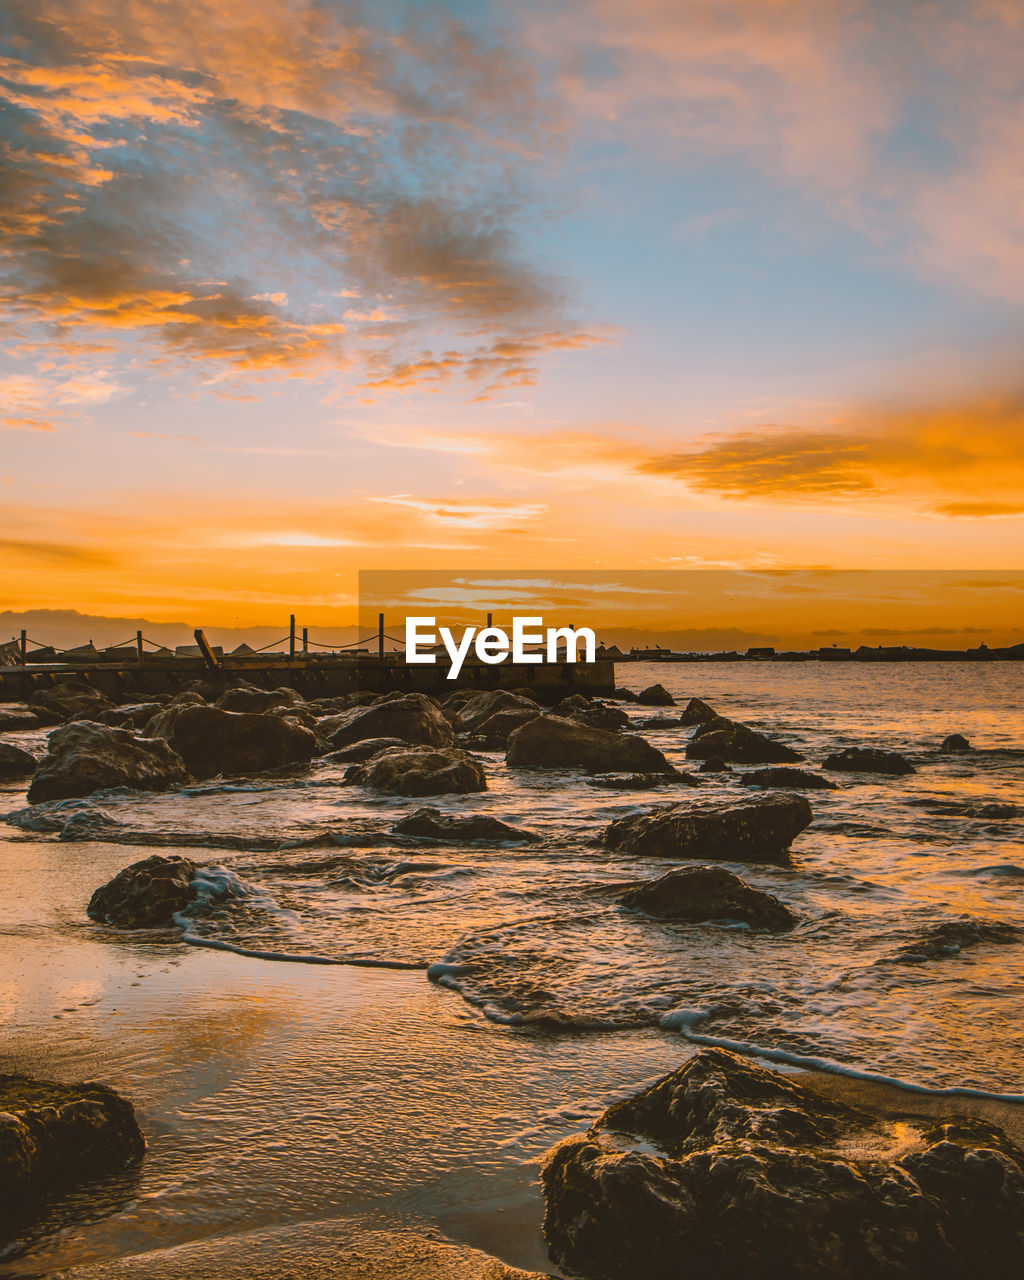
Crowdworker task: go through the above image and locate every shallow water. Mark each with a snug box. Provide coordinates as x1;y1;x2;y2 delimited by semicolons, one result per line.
3;662;1023;1097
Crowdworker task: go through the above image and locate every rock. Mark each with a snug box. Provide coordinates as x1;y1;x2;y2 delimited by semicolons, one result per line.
458;689;538;730
506;715;673;775
587;771;699;790
344;746;487;796
323;737;408;763
94;702;164;730
26;722;190;802
319;693;455;749
637;683;676;706
472;707;541;743
392;806;537;842
0;742;38;780
166;690;207;707
28;683;113;724
602;792;813;864
146;704;318;778
267;704;318;730
680;696;717;726
554;695;630;731
941;733;972;752
822;746;916;776
307;691;377;715
0;706;42;731
641;716;680;729
87;855;197;927
698;755;731;773
620;866;796;931
686;719;803;764
741;767;837;791
613;687;639;702
541;1048;1024;1280
0;1074;145;1237
885;917;1020;964
214;685;304;713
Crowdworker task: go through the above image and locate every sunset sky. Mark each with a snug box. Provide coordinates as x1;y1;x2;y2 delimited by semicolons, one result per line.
2;0;1023;636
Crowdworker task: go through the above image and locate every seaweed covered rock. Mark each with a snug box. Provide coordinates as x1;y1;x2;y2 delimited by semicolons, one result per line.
686;718;803;764
146;704;317;778
620;866;796;931
344;746;486;796
637;683;676;706
541;1048;1024;1280
823;746;916;776
741;767;837;791
0;1074;145;1240
392;806;537;842
87;855;197;928
506;715;673;775
26;722;190;802
0;742;38;780
319;693;455;749
603;792;813;864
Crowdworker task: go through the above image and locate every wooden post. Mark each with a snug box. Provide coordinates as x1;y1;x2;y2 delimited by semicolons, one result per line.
289;614;296;660
378;613;385;663
194;628;219;669
136;631;144;665
20;630;27;665
486;612;493;628
302;627;308;654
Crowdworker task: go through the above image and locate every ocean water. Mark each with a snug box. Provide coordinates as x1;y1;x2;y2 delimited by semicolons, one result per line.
3;661;1023;1096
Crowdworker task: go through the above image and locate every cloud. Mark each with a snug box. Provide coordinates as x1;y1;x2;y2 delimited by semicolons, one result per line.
0;537;116;564
0;0;603;415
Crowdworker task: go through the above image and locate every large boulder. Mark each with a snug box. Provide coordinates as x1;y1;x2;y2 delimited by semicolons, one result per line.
542;1048;1024;1280
26;722;189;802
602;792;813;864
741;767;837;791
458;689;539;731
506;716;673;774
344;746;486;796
87;855;197;927
28;683;113;724
470;707;542;745
319;693;455;749
637;683;676;706
392;806;537;842
620;866;796;931
146;704;318;778
0;742;38;780
680;696;717;726
553;695;630;731
822;746;916;776
214;685;304;714
686;718;803;764
0;1074;145;1239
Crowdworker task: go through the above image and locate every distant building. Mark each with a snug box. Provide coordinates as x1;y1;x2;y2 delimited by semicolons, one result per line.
746;646;776;658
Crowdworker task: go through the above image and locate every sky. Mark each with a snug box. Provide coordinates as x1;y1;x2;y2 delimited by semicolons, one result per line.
2;0;1023;638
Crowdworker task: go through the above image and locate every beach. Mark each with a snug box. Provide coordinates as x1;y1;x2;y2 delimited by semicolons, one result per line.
2;660;1023;1276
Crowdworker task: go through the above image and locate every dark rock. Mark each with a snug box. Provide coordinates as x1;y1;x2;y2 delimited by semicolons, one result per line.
146;704;318;778
823;746;916;776
687;719;803;764
506;715;673;775
641;716;681;729
602;792;813;864
267;704;318;729
323;737;408;763
941;734;972;752
553;695;630;731
392;806;537;842
344;746;487;796
886;917;1020;964
680;696;717;726
167;690;207;707
28;684;113;724
637;683;676;707
457;689;539;731
0;742;38;780
698;755;731;773
472;707;541;743
587;771;699;790
87;854;197;927
27;722;190;802
620;866;796;931
307;691;377;715
0;706;42;731
613;687;639;702
59;810;121;841
741;767;837;791
541;1048;1024;1280
319;692;455;749
214;684;304;713
94;702;164;729
0;1074;145;1237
